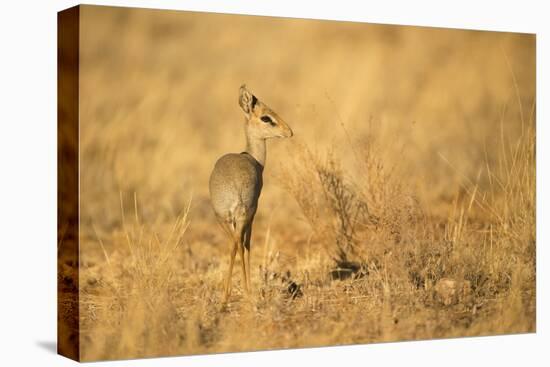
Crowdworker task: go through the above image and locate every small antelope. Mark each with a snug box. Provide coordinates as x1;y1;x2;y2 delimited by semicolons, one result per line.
209;85;293;303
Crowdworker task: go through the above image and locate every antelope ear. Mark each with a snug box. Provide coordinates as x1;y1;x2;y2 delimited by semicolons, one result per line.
239;84;257;114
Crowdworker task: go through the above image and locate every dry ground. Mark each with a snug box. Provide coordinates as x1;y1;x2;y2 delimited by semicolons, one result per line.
58;5;535;361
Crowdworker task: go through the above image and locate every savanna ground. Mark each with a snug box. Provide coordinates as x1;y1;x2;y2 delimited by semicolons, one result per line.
58;5;536;361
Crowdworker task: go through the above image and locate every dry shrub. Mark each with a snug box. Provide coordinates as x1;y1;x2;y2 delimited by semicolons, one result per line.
281;145;364;265
281;105;535;335
281;137;422;269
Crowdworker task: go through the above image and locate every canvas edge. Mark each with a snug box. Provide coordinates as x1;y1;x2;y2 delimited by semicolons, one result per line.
57;4;81;362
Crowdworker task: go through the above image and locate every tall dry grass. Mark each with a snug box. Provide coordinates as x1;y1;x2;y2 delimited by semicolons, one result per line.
80;194;193;359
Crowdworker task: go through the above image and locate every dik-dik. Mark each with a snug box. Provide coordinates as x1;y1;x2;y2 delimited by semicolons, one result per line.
209;85;293;303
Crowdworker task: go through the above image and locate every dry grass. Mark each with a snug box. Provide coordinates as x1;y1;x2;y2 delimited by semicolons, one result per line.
57;5;536;361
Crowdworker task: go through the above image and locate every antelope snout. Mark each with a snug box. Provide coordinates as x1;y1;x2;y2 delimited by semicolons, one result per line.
282;125;293;138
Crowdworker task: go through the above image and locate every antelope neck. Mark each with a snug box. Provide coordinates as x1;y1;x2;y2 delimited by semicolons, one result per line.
245;127;266;167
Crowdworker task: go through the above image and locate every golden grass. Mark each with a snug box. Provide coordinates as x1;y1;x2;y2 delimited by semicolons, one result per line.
57;5;536;361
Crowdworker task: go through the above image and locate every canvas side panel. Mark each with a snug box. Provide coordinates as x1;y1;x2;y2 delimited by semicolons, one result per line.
57;5;80;362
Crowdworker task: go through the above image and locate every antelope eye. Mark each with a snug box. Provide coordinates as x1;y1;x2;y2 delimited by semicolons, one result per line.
261;115;273;124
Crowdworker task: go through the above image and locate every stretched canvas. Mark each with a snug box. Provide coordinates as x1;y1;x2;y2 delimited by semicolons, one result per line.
58;4;536;362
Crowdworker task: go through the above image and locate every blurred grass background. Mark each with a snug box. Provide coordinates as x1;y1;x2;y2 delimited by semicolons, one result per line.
79;5;534;231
